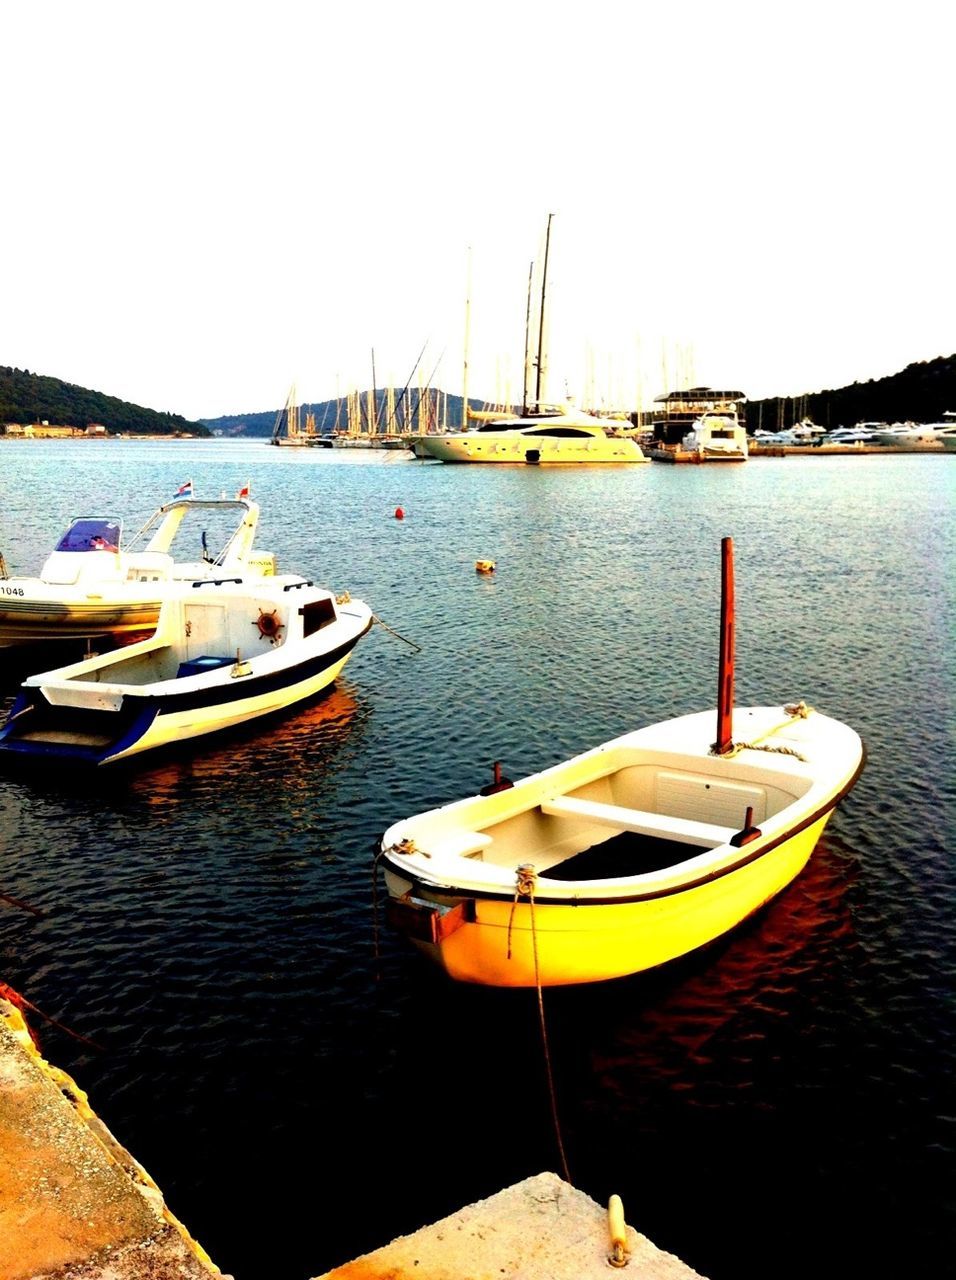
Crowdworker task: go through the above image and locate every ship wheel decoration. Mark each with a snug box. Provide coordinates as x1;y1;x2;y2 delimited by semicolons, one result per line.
254;609;283;643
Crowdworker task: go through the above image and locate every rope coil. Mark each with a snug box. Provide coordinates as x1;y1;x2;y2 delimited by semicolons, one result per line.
716;701;813;761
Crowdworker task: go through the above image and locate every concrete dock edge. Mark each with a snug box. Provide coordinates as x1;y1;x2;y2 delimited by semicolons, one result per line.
314;1170;707;1280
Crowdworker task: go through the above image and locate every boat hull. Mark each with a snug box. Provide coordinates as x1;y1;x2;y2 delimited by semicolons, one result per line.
422;432;648;465
380;704;864;987
385;812;829;986
0;588;373;766
0;593;163;643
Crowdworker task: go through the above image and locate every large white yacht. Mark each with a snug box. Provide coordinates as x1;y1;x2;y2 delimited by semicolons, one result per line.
420;403;649;465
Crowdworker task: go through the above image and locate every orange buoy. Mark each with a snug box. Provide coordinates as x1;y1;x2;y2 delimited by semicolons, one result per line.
475;559;495;574
395;506;405;520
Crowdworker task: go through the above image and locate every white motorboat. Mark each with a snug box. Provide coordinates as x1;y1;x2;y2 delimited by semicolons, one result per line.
872;422;944;447
420;404;650;465
938;414;956;451
379;539;864;987
774;419;827;446
681;409;749;461
652;387;748;447
0;576;372;766
0;496;275;647
825;425;879;445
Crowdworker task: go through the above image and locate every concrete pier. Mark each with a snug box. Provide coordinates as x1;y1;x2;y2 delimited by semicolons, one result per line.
0;997;222;1280
315;1171;706;1279
1;996;705;1280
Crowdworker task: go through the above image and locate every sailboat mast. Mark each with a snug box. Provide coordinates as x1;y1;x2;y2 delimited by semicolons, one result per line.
521;260;533;415
462;246;472;429
535;212;553;407
714;537;736;755
371;349;381;435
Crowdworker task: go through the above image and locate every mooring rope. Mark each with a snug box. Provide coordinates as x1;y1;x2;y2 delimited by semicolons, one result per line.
372;614;422;653
513;864;572;1185
0;888;43;917
719;701;812;761
0;982;105;1051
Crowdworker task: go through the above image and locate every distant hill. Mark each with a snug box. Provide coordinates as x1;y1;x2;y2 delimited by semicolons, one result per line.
209;355;956;437
6;353;955;441
0;366;210;437
746;353;956;431
202;391;471;437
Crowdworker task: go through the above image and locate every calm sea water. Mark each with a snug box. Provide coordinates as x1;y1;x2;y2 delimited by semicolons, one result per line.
0;440;953;1280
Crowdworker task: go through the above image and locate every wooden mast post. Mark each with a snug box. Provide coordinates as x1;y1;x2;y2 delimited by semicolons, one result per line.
713;536;735;754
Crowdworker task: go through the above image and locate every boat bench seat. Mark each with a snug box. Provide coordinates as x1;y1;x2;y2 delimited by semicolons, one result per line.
420;831;493;860
540;796;735;848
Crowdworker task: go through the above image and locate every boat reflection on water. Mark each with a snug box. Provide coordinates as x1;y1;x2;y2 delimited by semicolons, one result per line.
568;833;861;1099
134;684;365;803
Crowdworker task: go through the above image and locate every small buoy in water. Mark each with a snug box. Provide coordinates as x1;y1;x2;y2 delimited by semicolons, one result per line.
475;559;495;574
395;506;405;520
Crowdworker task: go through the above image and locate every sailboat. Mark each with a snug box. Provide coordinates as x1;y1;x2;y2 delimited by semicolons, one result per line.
421;217;649;466
270;385;332;448
379;538;864;987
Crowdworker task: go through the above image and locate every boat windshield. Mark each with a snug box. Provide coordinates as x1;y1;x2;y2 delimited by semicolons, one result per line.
55;518;122;552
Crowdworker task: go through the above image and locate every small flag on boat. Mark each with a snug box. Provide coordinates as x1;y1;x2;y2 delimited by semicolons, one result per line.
236;481;250;499
174;479;194;499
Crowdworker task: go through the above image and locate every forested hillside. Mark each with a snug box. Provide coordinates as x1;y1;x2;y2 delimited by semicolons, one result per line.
5;353;955;440
747;354;956;431
0;366;209;436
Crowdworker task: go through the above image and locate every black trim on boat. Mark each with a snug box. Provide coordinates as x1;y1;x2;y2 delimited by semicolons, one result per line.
382;742;868;908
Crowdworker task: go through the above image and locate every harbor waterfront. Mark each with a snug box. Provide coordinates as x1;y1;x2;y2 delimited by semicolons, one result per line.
0;439;953;1279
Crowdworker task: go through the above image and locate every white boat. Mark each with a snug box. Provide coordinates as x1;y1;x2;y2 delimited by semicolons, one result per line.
423;216;647;467
681;409;749;461
420;403;650;465
825;425;879;445
652;387;748;447
774;419;827;446
938;413;956;451
0;496;276;648
379;539;864;987
872;421;946;448
0;576;372;765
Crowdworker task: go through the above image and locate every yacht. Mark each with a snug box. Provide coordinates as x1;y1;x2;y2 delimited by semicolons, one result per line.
826;425;880;445
872;422;945;447
681;409;748;461
651;387;747;446
420;404;649;465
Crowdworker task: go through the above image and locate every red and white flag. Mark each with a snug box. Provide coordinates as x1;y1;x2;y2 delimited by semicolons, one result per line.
236;481;250;499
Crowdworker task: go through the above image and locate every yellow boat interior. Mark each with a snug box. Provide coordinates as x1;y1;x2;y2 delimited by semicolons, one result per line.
389;739;818;892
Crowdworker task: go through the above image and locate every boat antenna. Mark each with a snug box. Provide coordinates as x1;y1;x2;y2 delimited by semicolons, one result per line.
713;536;735;754
534;212;553;408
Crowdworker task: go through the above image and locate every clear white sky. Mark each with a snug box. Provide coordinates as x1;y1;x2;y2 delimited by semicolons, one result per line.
3;0;954;420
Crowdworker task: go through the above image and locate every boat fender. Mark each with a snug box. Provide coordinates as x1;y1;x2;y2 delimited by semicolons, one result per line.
254;609;283;642
479;760;513;795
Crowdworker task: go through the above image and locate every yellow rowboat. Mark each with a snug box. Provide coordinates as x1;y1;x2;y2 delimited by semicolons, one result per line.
379;541;865;987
